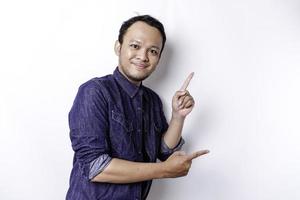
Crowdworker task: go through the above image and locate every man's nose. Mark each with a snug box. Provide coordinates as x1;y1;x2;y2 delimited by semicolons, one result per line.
137;49;149;62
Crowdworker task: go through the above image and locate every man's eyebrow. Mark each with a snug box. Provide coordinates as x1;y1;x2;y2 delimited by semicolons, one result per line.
129;39;142;43
152;45;160;49
150;46;160;50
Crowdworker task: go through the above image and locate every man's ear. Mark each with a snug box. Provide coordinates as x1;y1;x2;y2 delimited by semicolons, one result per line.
114;40;121;56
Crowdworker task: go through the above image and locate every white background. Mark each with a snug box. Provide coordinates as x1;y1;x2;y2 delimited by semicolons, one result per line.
1;0;300;199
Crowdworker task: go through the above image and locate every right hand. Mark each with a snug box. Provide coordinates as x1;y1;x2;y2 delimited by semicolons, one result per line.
162;150;209;178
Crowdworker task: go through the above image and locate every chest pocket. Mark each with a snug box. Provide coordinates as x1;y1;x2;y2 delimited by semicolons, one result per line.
111;110;133;132
110;110;136;160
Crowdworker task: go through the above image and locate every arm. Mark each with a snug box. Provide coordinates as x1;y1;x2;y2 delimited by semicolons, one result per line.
91;158;164;183
163;73;195;148
163;114;185;149
92;150;209;183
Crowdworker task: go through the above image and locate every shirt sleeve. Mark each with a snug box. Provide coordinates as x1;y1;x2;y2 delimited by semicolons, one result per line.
160;137;185;156
69;80;112;181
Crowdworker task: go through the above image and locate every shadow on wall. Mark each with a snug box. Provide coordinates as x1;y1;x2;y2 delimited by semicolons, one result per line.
144;42;218;199
144;43;174;199
145;41;214;148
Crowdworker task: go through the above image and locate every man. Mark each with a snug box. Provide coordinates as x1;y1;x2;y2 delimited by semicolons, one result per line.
66;15;209;200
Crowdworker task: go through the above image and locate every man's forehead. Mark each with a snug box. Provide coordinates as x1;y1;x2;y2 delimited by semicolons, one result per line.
123;22;163;47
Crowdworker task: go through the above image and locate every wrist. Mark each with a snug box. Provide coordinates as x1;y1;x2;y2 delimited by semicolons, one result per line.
171;113;185;122
156;162;168;179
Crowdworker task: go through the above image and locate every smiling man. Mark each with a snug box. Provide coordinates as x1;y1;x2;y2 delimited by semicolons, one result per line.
66;15;209;200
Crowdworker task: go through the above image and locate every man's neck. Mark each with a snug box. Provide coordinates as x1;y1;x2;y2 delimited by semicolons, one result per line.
117;66;142;86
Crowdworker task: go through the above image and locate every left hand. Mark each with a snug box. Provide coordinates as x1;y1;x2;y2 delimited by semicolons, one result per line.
172;72;195;119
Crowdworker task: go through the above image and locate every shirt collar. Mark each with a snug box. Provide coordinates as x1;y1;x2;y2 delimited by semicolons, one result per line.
113;67;143;98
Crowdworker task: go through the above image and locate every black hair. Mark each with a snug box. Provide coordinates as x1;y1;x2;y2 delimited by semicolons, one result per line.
118;15;167;56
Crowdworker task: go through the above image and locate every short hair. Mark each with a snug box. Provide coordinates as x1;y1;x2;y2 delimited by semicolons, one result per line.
118;15;167;56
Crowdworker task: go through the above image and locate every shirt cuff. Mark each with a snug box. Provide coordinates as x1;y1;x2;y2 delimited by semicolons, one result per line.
160;137;185;155
88;154;112;180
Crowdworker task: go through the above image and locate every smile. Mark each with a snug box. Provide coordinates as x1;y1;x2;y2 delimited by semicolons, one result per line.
132;62;149;69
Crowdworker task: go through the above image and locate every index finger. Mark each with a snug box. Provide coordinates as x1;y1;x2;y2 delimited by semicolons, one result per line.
180;72;194;91
186;150;210;160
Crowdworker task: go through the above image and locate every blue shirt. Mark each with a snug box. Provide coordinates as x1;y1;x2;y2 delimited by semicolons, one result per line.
66;68;184;200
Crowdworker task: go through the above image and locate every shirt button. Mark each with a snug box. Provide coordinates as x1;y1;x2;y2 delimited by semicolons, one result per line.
138;151;142;154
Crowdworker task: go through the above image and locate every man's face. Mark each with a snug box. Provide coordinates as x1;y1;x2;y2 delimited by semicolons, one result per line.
115;21;163;85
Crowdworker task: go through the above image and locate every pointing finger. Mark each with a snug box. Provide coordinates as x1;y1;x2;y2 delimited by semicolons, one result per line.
180;72;194;91
186;150;210;160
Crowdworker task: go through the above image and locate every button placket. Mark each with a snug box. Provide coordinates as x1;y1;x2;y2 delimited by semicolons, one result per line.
135;93;143;158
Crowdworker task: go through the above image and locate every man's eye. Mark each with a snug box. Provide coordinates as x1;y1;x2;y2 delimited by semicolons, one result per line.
150;49;158;55
130;44;139;49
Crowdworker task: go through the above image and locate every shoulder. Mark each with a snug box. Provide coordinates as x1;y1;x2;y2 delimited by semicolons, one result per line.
78;74;115;93
74;75;117;103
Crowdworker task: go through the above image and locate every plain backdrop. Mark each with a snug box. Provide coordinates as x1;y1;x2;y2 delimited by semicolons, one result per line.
1;0;300;199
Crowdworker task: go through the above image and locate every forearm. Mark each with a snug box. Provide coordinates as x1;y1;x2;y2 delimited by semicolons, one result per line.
91;158;166;183
163;115;185;149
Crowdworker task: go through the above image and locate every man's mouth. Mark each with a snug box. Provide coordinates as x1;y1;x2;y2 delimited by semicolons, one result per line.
132;62;148;69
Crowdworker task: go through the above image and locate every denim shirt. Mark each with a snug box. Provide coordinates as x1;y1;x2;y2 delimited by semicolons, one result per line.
66;68;184;200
